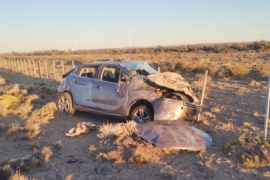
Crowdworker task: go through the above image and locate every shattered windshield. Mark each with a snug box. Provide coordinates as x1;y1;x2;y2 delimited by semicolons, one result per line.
120;61;158;76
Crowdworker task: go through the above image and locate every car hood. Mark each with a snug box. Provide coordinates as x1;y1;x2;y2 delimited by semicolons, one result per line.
146;72;199;103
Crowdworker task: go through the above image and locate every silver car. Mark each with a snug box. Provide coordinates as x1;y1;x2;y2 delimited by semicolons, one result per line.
57;61;201;122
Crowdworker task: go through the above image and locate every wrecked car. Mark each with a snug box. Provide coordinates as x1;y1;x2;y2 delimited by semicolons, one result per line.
57;61;201;122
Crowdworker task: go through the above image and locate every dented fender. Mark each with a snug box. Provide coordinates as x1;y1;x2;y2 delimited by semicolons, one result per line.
153;98;201;121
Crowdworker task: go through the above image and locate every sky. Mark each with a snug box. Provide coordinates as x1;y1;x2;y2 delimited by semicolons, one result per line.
0;0;270;53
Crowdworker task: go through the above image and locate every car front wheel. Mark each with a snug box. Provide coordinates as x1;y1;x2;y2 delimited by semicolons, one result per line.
57;92;75;115
131;105;153;123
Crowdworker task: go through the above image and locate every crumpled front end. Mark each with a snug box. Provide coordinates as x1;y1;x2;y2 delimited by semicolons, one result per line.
153;98;201;121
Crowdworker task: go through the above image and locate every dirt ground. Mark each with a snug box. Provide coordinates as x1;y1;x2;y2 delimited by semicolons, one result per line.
1;69;270;180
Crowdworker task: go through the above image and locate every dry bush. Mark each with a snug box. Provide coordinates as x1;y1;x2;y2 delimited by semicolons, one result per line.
88;145;97;152
65;174;73;180
160;166;176;178
53;140;63;152
235;86;249;96
8;122;25;134
224;135;270;167
25;122;41;139
249;80;261;87
0;76;6;85
27;102;57;125
42;146;52;163
208;64;220;76
97;121;137;139
15;95;38;119
195;74;212;82
230;63;251;78
0;94;20;116
9;170;29;180
256;63;270;78
188;59;208;73
0;154;40;179
6;84;20;95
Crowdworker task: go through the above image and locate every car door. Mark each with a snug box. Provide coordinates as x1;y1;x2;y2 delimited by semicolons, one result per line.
70;65;96;107
91;66;129;114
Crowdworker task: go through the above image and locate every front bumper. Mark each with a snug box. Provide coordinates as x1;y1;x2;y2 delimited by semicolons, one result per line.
152;98;201;121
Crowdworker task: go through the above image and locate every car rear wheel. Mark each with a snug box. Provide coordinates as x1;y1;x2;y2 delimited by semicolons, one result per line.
57;92;75;115
131;105;153;123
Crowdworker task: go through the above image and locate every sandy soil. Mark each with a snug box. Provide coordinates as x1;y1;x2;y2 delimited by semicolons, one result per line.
0;69;270;180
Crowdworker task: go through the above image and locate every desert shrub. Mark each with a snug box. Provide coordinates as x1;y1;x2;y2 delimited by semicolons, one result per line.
195;74;212;82
65;174;73;180
0;94;20;116
160;166;176;178
224;134;270;167
208;64;220;77
42;146;52;163
27;102;57;125
0;76;6;86
25;122;41;139
0;155;40;179
6;84;20;95
9;170;29;180
8;122;24;134
97;121;137;139
248;80;261;87
216;66;233;77
256;63;270;78
230;63;251;78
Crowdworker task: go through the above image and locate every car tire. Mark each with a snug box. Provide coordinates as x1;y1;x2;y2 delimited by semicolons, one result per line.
57;92;75;115
130;105;153;123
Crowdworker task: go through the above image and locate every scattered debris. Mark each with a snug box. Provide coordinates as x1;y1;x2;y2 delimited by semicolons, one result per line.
66;122;97;137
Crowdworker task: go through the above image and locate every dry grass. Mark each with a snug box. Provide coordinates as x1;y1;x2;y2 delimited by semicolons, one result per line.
230;63;251;78
88;145;97;152
65;174;73;180
9;170;29;180
224;135;270;167
256;63;270;78
249;80;261;87
97;121;137;139
160;166;176;178
0;94;20;116
27;102;57;125
0;76;6;85
42;146;52;163
25;122;41;139
8;122;25;134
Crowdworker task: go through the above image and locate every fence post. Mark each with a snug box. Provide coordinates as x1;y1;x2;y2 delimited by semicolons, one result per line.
11;58;14;72
13;59;17;72
264;74;270;139
4;58;8;69
197;70;208;122
52;60;56;80
45;60;48;79
38;59;42;78
61;60;65;75
32;59;37;77
28;59;32;77
72;60;75;69
23;59;27;75
20;59;23;74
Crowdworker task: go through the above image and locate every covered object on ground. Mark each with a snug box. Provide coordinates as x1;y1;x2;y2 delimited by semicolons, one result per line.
136;121;212;151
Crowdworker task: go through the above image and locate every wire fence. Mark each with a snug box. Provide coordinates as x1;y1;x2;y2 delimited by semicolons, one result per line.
0;58;77;81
